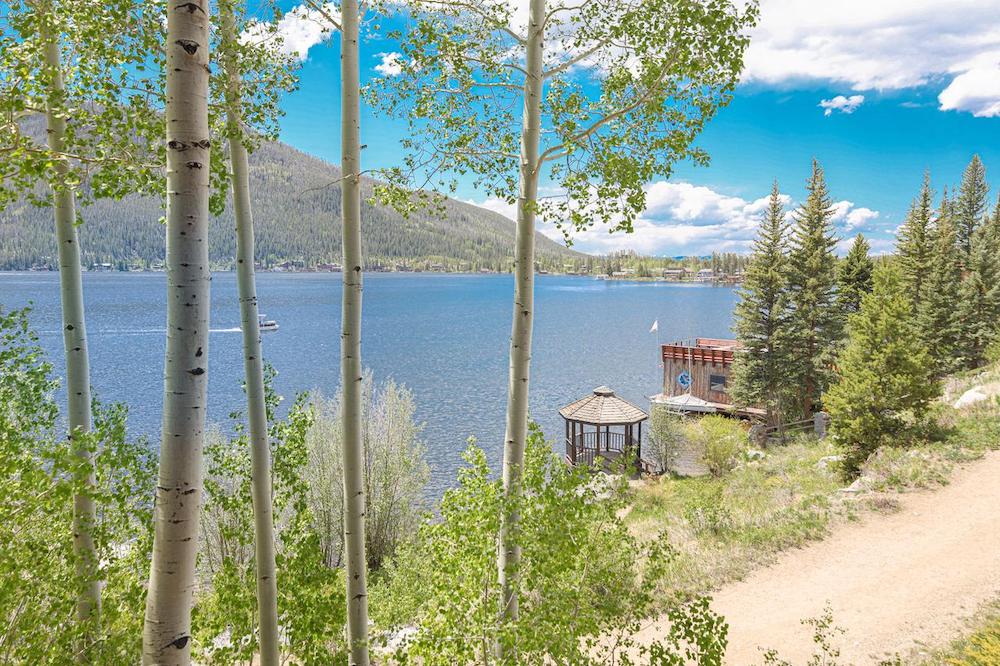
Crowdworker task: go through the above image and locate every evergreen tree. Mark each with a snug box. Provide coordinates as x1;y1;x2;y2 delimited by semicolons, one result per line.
787;160;840;416
956;198;1000;368
837;233;874;316
897;173;934;309
955;154;989;265
731;182;794;425
825;265;939;477
918;189;965;374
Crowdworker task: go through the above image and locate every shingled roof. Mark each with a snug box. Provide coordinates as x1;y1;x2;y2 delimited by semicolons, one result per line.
559;386;648;425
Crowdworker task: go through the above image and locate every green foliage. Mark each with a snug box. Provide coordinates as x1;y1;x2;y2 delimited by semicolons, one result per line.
368;0;758;239
695;416;748;477
304;373;430;570
0;307;155;663
825;266;940;477
195;368;346;664
0;0;164;209
896;173;934;310
918;190;966;375
954;154;989;265
372;424;727;665
787;160;841;417
836;233;874;316
956;201;1000;368
731;182;795;422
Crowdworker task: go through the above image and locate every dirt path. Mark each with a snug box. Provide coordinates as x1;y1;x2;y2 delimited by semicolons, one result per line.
636;450;1000;665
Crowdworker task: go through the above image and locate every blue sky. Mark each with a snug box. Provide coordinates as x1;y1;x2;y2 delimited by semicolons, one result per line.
260;0;1000;256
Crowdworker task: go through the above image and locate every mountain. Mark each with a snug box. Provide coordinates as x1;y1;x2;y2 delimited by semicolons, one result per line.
0;138;587;272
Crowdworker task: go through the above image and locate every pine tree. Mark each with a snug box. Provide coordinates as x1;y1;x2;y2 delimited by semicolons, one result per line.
918;189;965;375
825;265;939;477
787;160;840;416
957;197;1000;368
897;173;934;309
837;233;874;316
955;154;989;265
731;182;794;425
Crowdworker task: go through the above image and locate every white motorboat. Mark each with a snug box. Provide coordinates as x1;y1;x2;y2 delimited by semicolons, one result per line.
258;314;279;331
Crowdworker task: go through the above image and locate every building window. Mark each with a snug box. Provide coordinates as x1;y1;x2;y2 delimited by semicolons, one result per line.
710;374;726;392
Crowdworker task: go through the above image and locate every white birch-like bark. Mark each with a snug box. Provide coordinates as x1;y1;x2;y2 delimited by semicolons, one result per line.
39;9;100;645
340;1;370;662
497;0;545;640
219;4;280;664
142;1;211;662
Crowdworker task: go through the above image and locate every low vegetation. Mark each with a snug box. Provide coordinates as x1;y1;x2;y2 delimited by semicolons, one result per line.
629;367;1000;604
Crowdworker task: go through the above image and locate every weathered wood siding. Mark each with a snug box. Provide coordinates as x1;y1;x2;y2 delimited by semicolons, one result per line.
662;342;735;405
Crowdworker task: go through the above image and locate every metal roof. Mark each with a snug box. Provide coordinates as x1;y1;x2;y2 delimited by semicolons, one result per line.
559;386;648;425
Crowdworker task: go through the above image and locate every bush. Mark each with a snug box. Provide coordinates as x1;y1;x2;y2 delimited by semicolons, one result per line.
695;416;747;477
647;410;746;477
947;617;1000;666
304;371;430;570
371;424;728;665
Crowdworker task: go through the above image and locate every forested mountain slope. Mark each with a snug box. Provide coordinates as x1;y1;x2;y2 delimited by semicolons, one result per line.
0;139;585;271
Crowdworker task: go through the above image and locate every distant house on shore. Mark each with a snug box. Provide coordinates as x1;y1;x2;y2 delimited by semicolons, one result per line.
695;268;715;282
662;268;687;280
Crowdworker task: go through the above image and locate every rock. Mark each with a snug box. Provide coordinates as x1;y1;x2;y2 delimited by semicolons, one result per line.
841;478;867;493
954;388;989;409
746;448;766;461
816;455;843;471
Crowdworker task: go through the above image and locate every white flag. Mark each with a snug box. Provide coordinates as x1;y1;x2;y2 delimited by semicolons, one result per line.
649;319;659;333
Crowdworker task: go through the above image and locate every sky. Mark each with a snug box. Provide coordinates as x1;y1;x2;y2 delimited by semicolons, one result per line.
259;0;1000;257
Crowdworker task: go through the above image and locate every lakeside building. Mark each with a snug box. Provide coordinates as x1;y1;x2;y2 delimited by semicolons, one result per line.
651;338;764;418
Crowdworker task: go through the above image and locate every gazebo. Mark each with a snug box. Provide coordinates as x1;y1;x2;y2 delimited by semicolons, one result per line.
559;386;648;471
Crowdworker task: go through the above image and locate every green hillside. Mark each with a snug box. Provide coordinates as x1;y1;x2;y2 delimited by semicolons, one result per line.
0;139;586;272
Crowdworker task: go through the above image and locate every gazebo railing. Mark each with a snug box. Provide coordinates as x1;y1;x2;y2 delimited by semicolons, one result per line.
566;431;628;467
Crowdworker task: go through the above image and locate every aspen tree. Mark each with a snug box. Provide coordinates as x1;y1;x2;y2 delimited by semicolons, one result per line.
142;0;212;662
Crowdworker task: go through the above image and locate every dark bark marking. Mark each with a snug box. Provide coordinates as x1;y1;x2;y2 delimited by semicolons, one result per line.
174;39;199;55
188;367;205;375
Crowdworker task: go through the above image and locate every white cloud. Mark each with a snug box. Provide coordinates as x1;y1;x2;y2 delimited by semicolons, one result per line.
829;201;879;231
375;52;404;77
938;65;1000;117
744;0;1000;115
818;94;865;116
471;181;883;256
240;2;339;61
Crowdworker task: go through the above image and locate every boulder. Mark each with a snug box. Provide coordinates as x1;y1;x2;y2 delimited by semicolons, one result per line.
953;388;989;409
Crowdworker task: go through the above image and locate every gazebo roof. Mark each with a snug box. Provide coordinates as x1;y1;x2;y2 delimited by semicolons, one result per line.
559;386;648;425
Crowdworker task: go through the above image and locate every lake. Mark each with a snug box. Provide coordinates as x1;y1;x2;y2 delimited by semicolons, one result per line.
0;272;737;496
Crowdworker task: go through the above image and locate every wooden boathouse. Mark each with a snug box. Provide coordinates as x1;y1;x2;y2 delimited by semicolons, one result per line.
560;387;648;471
651;338;764;417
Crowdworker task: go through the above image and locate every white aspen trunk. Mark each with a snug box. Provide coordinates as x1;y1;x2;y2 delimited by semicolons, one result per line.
497;0;545;643
39;10;100;647
340;1;370;662
142;1;211;663
220;5;280;665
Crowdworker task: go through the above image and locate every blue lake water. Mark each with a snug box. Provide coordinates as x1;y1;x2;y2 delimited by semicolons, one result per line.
0;272;737;495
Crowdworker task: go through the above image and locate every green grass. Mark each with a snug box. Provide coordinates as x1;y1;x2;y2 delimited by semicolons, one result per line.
627;434;845;598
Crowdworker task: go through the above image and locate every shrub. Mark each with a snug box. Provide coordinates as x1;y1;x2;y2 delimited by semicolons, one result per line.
371;424;728;665
948;616;1000;665
695;415;747;477
304;371;430;570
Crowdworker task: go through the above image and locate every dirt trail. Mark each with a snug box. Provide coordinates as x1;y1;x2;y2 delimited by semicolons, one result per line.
636;450;1000;665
